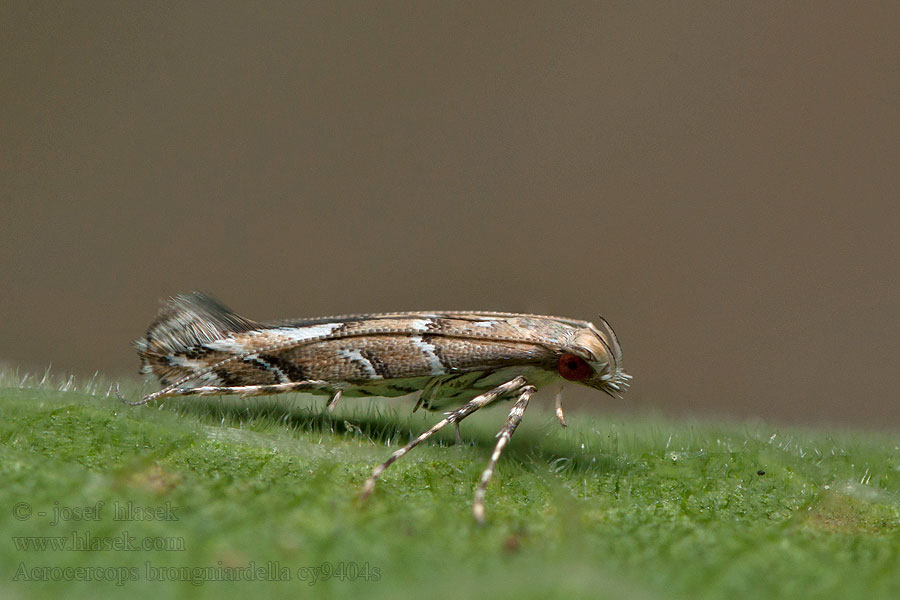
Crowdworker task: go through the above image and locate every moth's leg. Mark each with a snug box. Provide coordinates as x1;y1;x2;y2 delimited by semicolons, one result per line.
326;389;342;413
554;386;568;428
472;384;536;523
116;380;330;406
360;376;527;500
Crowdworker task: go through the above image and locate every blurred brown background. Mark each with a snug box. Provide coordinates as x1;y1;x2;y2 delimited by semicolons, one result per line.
2;2;897;427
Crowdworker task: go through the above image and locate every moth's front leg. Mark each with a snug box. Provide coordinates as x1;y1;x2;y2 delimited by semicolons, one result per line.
360;376;528;501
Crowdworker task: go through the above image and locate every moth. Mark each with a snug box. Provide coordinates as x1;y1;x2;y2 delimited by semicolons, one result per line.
123;292;630;522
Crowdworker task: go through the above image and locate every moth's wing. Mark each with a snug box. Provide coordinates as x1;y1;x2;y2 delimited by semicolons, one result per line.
414;372;490;412
271;310;588;328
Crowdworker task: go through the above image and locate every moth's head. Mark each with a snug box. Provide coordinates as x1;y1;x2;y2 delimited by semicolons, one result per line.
556;317;631;398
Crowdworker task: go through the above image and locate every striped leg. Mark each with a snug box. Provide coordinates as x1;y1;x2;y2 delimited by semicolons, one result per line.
326;389;343;412
360;376;527;500
472;384;536;523
554;386;568;428
116;380;330;406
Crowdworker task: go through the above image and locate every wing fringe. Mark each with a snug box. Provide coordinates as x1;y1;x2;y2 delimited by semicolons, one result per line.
135;292;258;383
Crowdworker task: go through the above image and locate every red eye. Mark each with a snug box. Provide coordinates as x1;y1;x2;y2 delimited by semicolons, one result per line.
557;353;592;381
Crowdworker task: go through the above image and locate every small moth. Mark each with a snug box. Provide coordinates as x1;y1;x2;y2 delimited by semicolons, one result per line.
123;292;630;522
